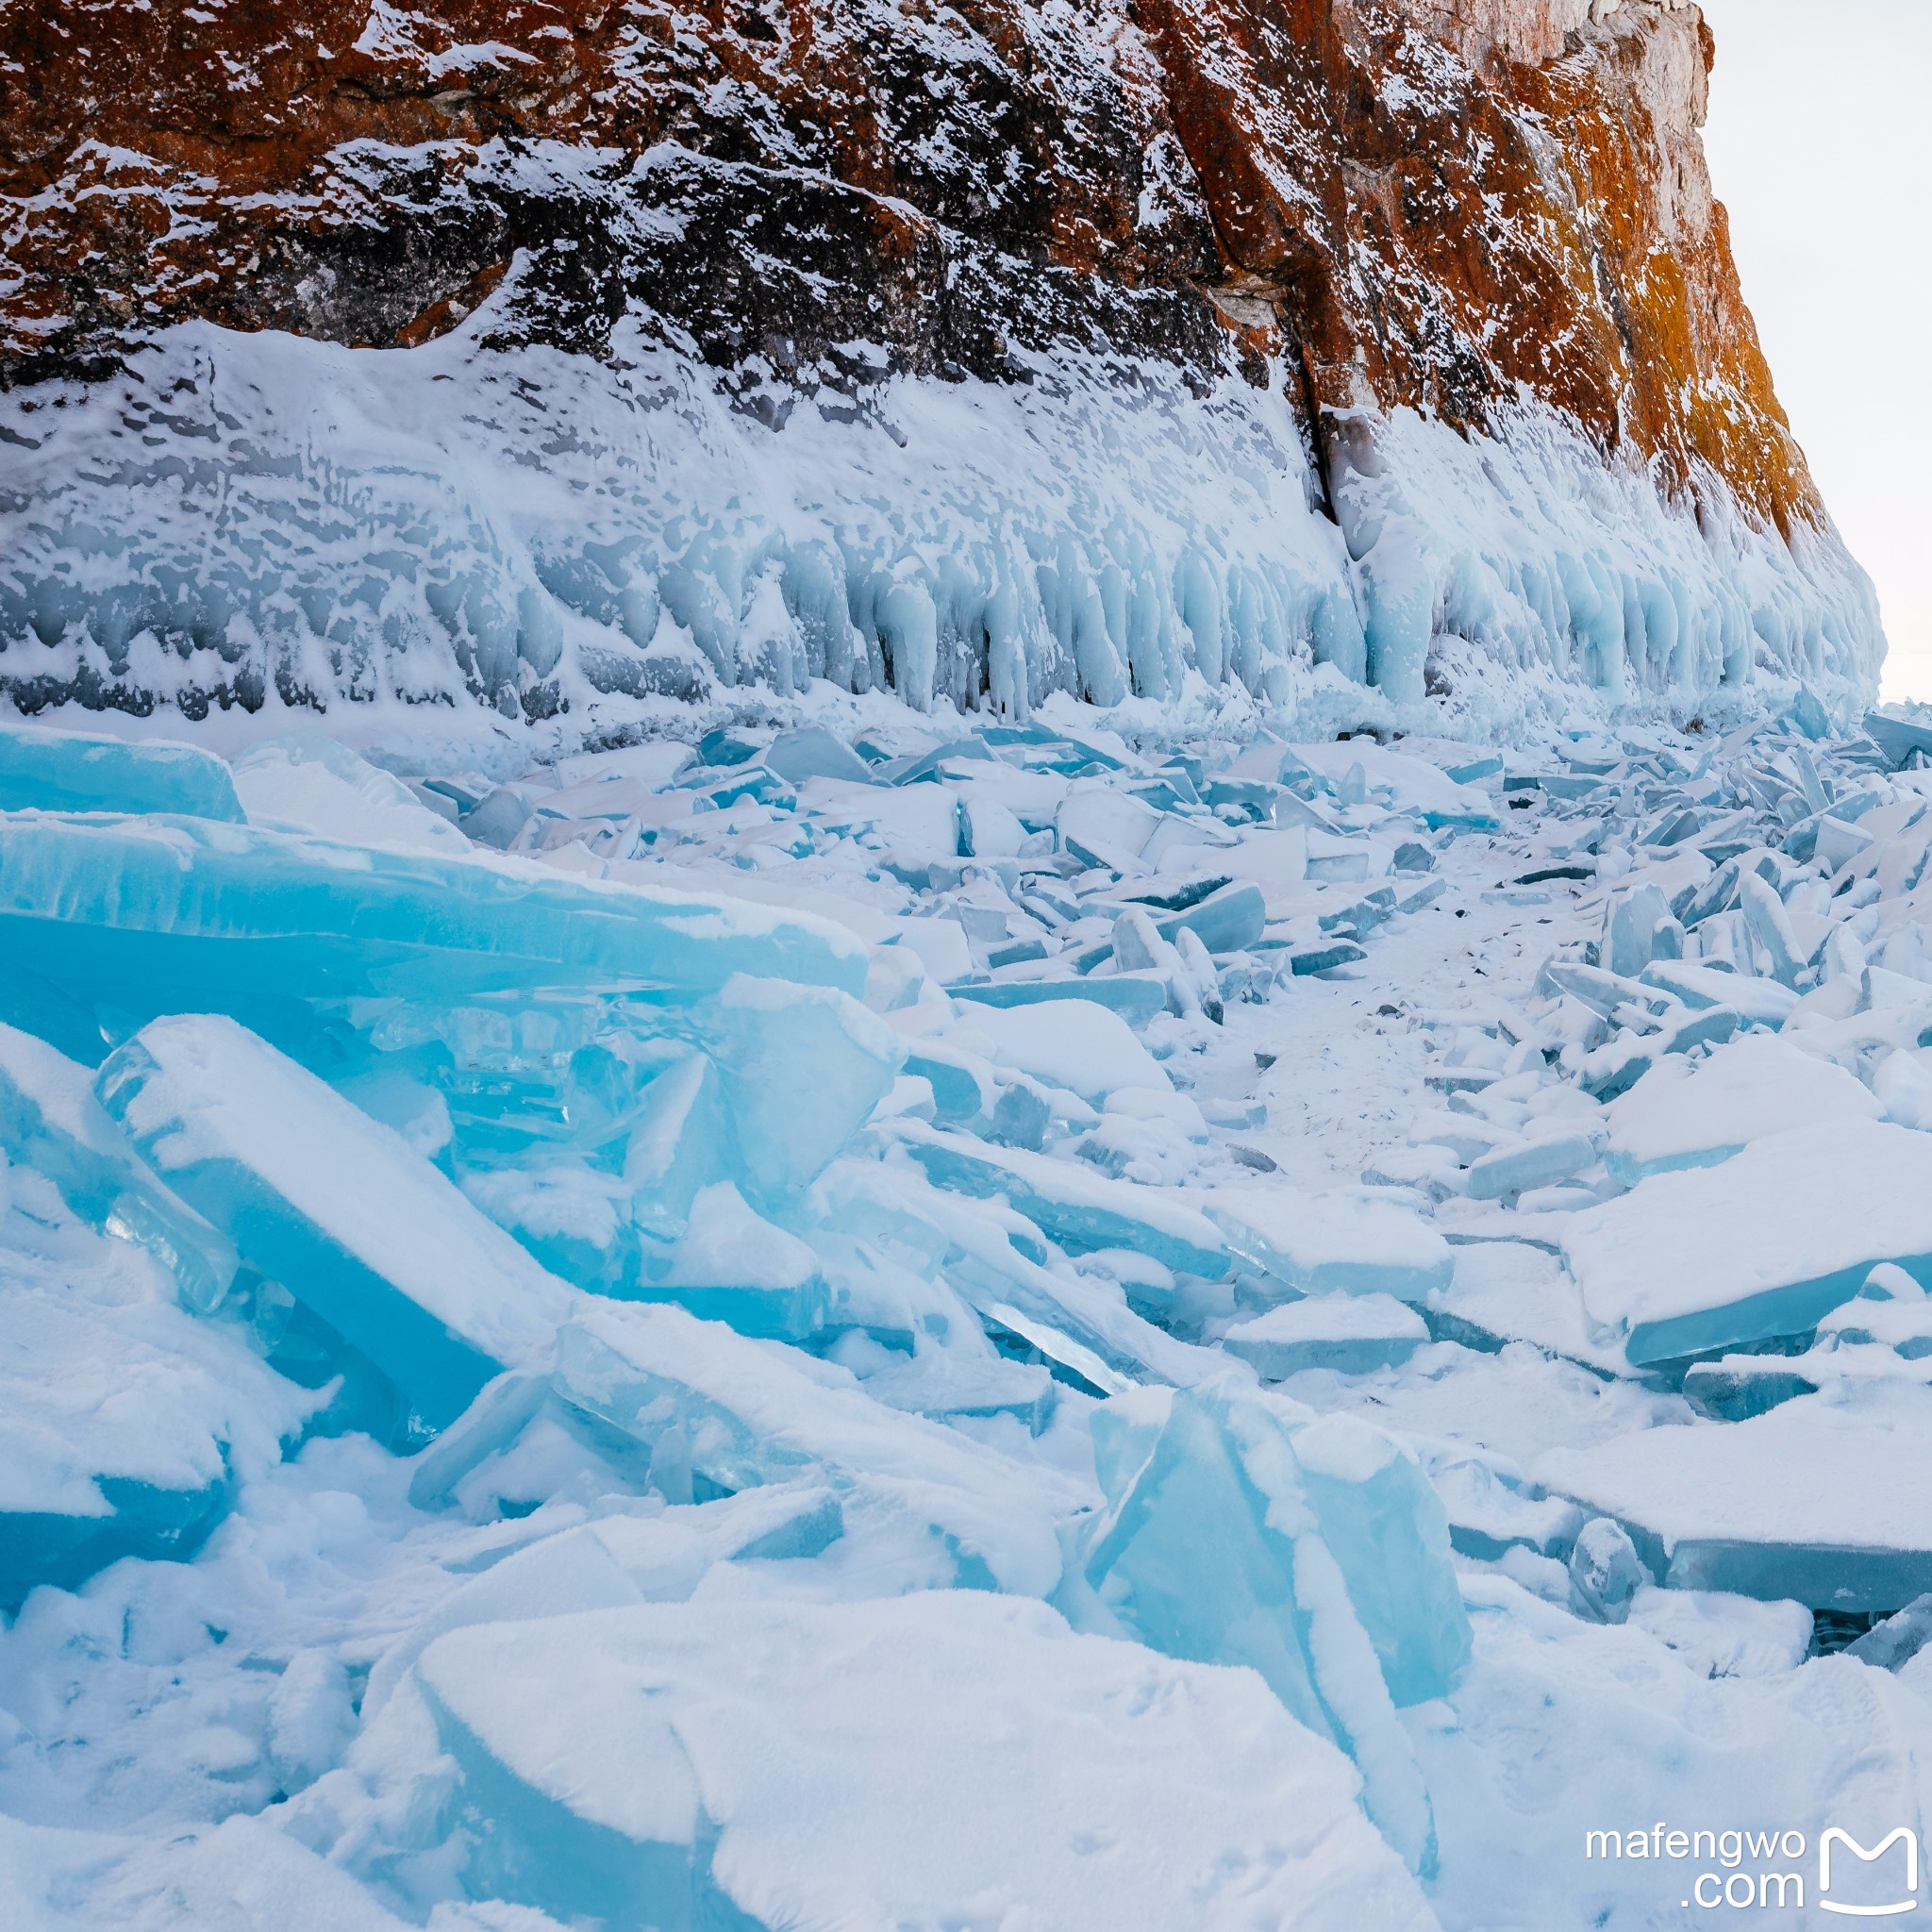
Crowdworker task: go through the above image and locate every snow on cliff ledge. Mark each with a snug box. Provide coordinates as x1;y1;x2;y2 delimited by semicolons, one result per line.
0;0;1884;747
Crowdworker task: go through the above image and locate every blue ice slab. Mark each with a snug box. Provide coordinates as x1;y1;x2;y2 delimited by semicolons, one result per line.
1155;882;1266;956
97;1014;575;1436
628;1184;829;1341
624;1053;733;1238
1290;1412;1473;1707
1222;1294;1427;1378
0;811;866;1027
1864;711;1932;772
1078;1388;1447;1871
894;1124;1230;1276
0;1020;239;1312
698;975;902;1202
1538;1391;1932;1611
949;974;1171;1027
759;725;874;787
1461;1133;1598;1201
0;1469;231;1614
0;1272;309;1610
0;721;242;821
1565;1120;1932;1364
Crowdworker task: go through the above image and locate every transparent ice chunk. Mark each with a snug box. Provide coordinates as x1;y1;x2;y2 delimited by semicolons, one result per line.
0;812;866;1030
0;719;242;822
1078;1387;1455;1870
96;1014;575;1436
0;1020;238;1313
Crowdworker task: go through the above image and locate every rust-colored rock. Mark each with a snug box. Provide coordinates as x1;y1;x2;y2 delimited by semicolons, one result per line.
0;0;1815;534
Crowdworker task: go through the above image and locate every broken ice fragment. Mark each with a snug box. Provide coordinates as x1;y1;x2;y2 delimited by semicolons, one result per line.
895;1123;1230;1276
951;974;1172;1027
1567;1517;1645;1624
1289;1410;1472;1707
0;812;866;1028
1078;1388;1445;1870
1564;1120;1932;1364
1222;1293;1428;1378
1208;1185;1453;1301
0;1020;238;1312
0;720;243;821
700;974;902;1202
859;1351;1057;1433
552;1302;1062;1592
1844;1593;1932;1670
1538;1389;1932;1609
632;1181;828;1341
411;1593;1435;1931
620;1051;731;1241
96;1015;575;1435
230;730;471;853
1460;1131;1597;1202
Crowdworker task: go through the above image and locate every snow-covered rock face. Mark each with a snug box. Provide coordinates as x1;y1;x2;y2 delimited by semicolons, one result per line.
0;0;1884;740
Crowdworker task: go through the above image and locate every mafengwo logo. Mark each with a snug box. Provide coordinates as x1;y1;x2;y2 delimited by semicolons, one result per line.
1584;1823;1922;1914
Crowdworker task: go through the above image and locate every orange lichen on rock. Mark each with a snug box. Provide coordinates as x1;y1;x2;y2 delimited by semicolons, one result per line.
0;0;1816;534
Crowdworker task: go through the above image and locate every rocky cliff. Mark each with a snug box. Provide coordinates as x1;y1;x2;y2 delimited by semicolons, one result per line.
0;0;1882;741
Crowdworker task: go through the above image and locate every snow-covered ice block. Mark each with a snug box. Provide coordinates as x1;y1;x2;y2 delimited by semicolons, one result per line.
0;720;242;822
1626;1585;1815;1678
97;1015;575;1434
0;1021;238;1312
1222;1294;1428;1378
1564;1120;1932;1364
950;973;1171;1027
0;1809;425;1931
700;974;902;1200
1208;1185;1453;1301
1603;1033;1881;1184
1461;1132;1597;1201
957;998;1169;1104
1080;1387;1460;1869
0;811;866;1019
1566;1517;1645;1624
553;1301;1063;1592
895;1124;1229;1276
410;1592;1436;1931
229;730;471;854
1537;1389;1932;1609
1286;741;1497;827
859;1351;1057;1433
1638;958;1799;1026
0;1250;308;1609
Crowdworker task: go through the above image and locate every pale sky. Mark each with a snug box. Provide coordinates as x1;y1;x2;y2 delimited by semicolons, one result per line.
1699;0;1932;701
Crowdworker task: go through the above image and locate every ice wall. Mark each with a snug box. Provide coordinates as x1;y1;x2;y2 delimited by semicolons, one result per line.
0;306;1883;752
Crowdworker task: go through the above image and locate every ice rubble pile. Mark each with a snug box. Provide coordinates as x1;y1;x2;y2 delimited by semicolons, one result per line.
13;699;1932;1927
0;710;1484;1927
